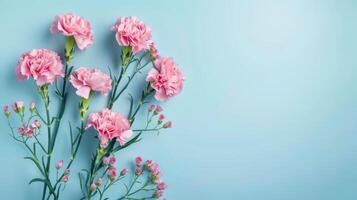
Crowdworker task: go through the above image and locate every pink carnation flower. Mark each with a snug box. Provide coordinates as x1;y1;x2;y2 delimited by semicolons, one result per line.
16;49;64;86
86;108;132;148
111;16;152;53
70;67;112;99
146;57;184;101
51;13;94;50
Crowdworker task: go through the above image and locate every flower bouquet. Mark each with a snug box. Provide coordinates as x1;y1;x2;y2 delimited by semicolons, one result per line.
3;13;184;200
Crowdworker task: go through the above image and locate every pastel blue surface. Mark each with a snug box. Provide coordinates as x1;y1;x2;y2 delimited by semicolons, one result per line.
0;0;357;199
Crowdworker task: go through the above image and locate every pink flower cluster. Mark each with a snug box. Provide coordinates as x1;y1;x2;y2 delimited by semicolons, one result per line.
86;108;132;148
147;57;184;101
101;156;128;183
16;49;64;86
112;16;152;53
70;67;112;99
148;105;172;129
135;156;167;198
51;13;94;50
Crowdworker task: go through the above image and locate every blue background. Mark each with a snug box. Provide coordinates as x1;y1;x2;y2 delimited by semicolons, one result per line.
0;0;357;199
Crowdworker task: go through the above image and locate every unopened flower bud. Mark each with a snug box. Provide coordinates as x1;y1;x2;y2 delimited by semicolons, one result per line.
31;120;41;129
163;121;172;128
153;105;163;115
55;160;64;169
148;105;156;112
3;106;10;117
159;114;165;121
109;156;116;165
135;167;142;176
153;190;163;198
90;183;97;191
95;178;103;186
120;168;128;176
12;101;24;113
102;156;110;165
63;175;69;183
157;182;167;190
135;156;142;166
29;102;35;113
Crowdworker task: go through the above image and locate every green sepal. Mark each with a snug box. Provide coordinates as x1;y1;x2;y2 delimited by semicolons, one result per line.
65;36;75;64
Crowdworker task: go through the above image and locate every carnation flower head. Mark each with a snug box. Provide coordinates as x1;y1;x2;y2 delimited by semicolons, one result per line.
51;13;94;50
146;57;184;101
86;108;132;148
112;16;152;53
16;49;64;86
70;67;112;99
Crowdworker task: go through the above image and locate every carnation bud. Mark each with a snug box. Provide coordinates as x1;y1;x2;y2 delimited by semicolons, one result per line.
3;106;10;118
102;156;110;165
18;127;25;135
163;121;172;128
148;105;156;112
55;160;64;169
153;105;163;115
108;168;117;181
95;178;103;186
109;156;116;165
12;101;24;114
159;114;165;121
135;167;142;176
120;168;128;176
29;102;36;113
62;175;69;183
31;120;41;129
153;190;163;198
157;182;167;190
135;156;142;166
90;183;97;191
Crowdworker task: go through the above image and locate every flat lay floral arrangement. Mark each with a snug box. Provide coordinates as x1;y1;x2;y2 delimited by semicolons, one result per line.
3;13;184;200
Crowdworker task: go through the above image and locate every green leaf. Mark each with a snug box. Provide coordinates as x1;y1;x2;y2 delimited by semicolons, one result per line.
29;178;45;185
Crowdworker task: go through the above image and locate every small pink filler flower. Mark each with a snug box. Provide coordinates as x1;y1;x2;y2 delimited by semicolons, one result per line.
51;13;94;50
111;16;152;53
86;108;132;148
16;49;64;86
146;57;184;101
70;67;112;99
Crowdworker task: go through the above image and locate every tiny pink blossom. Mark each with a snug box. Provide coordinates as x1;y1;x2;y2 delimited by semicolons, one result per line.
12;101;24;113
159;114;165;121
146;57;184;101
109;156;116;165
102;156;110;165
135;156;142;166
86;109;132;148
155;105;163;113
18;127;25;135
62;175;69;183
70;67;112;99
95;178;103;186
30;120;41;129
135;167;142;176
157;182;167;190
16;49;64;86
148;105;156;112
153;190;163;198
111;16;152;53
90;183;97;191
29;102;35;112
3;105;10;117
51;13;94;50
120;168;129;176
163;121;172;129
108;167;117;181
55;160;64;169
